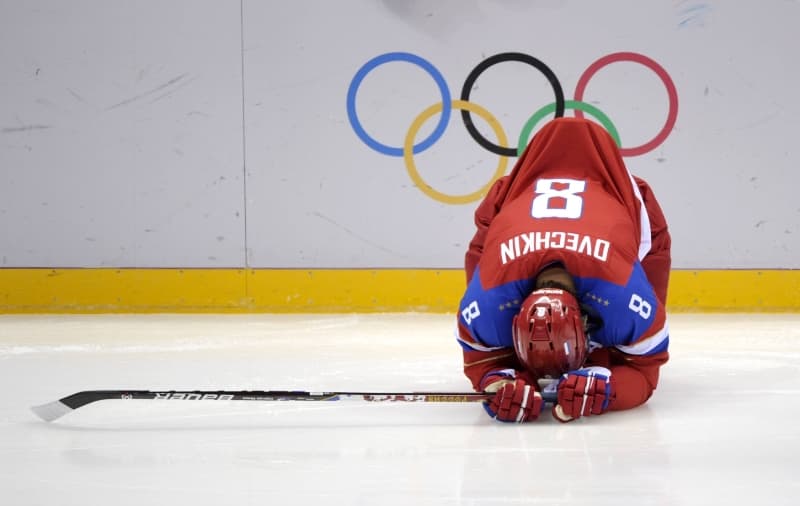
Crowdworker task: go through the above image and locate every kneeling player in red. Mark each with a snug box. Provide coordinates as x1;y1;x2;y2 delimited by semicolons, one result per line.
456;117;671;423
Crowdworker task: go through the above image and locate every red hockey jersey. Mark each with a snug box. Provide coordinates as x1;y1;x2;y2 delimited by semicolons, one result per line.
458;117;671;412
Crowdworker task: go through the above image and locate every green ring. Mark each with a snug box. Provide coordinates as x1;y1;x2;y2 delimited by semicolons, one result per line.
517;100;621;155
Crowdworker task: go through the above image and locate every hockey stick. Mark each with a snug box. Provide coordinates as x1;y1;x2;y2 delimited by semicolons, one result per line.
31;387;558;422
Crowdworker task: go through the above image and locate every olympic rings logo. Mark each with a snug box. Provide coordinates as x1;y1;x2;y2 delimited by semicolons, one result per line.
346;51;678;205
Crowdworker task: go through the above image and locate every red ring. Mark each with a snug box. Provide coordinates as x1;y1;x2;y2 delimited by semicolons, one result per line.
573;52;678;157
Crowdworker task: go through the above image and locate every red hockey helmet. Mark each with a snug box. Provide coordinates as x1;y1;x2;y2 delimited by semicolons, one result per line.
512;288;588;379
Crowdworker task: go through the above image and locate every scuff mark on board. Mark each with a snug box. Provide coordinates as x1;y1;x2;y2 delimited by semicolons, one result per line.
2;125;52;134
312;211;407;257
106;73;191;110
676;1;712;28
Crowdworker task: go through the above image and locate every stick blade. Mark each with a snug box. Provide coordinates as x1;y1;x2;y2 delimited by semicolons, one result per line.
31;400;73;422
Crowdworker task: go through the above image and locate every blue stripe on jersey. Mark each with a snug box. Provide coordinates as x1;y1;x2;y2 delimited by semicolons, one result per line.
457;262;669;356
574;261;668;355
457;267;534;350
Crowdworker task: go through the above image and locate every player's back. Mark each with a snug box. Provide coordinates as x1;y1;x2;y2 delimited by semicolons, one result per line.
476;118;647;290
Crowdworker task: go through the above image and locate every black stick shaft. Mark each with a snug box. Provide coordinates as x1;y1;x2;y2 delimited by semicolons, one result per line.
34;388;559;422
70;389;494;406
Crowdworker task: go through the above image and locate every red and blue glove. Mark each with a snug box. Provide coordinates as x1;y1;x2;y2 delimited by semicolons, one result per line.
481;372;544;423
552;366;614;423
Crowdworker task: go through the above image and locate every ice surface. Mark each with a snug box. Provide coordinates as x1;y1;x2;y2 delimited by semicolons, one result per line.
1;313;800;505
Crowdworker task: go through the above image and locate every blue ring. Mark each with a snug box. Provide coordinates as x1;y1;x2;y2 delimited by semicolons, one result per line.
346;52;451;157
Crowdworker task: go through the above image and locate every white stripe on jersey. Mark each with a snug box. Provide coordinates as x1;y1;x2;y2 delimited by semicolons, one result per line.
616;321;670;355
628;173;652;261
454;327;506;352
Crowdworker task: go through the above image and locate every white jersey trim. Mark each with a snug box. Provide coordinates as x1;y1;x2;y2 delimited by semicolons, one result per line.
615;321;669;355
455;327;506;352
628;173;652;261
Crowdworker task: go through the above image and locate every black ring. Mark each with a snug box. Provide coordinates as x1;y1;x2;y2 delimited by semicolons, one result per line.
460;53;565;157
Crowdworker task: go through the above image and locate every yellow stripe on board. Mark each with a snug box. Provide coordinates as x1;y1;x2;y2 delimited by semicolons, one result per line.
667;270;800;312
0;268;798;313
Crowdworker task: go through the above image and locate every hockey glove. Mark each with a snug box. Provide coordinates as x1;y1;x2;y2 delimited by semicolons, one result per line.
481;375;543;423
552;366;613;423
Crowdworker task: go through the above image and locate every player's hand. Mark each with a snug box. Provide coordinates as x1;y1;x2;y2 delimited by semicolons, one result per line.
552;367;613;422
482;377;543;423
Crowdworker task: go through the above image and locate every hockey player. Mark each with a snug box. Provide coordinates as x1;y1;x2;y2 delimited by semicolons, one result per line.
457;117;671;423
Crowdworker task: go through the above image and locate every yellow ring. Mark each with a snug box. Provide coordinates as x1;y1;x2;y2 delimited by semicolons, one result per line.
404;99;509;205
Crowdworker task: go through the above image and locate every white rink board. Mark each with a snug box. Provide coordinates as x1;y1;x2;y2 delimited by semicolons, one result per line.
1;1;798;268
0;1;246;268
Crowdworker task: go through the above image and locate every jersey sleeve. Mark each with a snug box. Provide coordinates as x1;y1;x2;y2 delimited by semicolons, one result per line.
586;346;669;411
581;259;670;410
457;268;535;350
633;176;672;304
456;267;534;390
457;324;520;391
585;260;669;357
465;176;509;284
